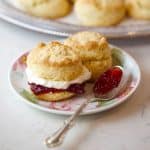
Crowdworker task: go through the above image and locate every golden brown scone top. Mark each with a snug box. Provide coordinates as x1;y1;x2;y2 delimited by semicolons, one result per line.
83;0;125;8
66;31;103;45
126;0;150;9
64;31;109;61
75;0;125;26
27;41;79;67
64;31;112;81
15;0;72;19
27;41;84;81
126;0;150;19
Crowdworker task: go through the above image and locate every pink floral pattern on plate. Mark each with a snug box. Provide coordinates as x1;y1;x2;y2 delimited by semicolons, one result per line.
12;52;28;71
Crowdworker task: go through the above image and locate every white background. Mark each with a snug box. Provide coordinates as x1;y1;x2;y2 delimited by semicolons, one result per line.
0;20;150;150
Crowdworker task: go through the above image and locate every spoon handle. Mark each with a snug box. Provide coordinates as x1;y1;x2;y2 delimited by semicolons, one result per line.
45;99;90;148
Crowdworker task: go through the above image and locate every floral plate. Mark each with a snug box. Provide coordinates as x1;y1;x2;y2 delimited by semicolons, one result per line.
9;46;141;115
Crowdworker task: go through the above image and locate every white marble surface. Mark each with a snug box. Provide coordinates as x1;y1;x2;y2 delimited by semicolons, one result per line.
0;20;150;150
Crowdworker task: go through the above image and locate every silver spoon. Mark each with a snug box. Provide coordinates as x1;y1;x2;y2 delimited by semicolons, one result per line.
44;66;129;148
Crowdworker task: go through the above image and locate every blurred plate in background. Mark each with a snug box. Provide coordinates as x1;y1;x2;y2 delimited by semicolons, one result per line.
0;0;150;38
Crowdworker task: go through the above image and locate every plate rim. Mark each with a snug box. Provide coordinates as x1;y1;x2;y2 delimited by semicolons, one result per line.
9;45;141;116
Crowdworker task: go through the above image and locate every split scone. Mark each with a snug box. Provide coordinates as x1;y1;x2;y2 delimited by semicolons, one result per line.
14;0;72;19
26;42;91;101
75;0;126;26
64;32;112;81
126;0;150;20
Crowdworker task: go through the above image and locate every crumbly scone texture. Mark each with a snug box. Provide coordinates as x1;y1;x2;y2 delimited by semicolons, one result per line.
14;0;72;19
126;0;150;19
64;31;112;81
27;41;84;81
36;91;75;102
75;0;126;26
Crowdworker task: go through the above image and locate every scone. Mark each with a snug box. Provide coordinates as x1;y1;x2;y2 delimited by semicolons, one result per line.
126;0;150;20
26;42;91;101
64;32;112;81
14;0;72;19
70;0;76;3
75;0;126;26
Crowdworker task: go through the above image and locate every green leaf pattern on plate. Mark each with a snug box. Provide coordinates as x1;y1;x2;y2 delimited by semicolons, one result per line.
20;90;37;104
112;48;123;67
91;98;116;107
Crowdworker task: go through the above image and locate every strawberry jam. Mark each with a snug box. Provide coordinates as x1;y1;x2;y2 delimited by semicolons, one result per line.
93;66;123;96
67;83;85;94
29;83;85;95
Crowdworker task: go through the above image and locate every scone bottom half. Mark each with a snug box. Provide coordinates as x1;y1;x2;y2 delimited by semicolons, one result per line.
26;41;91;102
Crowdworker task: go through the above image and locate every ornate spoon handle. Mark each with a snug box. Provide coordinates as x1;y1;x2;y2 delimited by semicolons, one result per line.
45;99;90;148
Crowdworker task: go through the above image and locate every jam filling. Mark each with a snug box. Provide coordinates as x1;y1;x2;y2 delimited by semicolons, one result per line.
28;83;85;95
93;66;123;96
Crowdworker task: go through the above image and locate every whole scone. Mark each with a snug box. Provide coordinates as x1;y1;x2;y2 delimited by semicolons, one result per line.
26;42;91;101
75;0;126;26
64;32;112;81
126;0;150;20
14;0;72;19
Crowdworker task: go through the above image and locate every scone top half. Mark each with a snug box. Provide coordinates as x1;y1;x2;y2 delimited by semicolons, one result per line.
27;41;86;81
64;31;112;81
26;41;91;101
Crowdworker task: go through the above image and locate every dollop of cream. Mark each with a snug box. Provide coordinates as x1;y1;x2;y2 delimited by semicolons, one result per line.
26;67;91;89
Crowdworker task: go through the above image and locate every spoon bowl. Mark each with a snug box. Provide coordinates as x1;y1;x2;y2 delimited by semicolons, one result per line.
94;66;130;100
